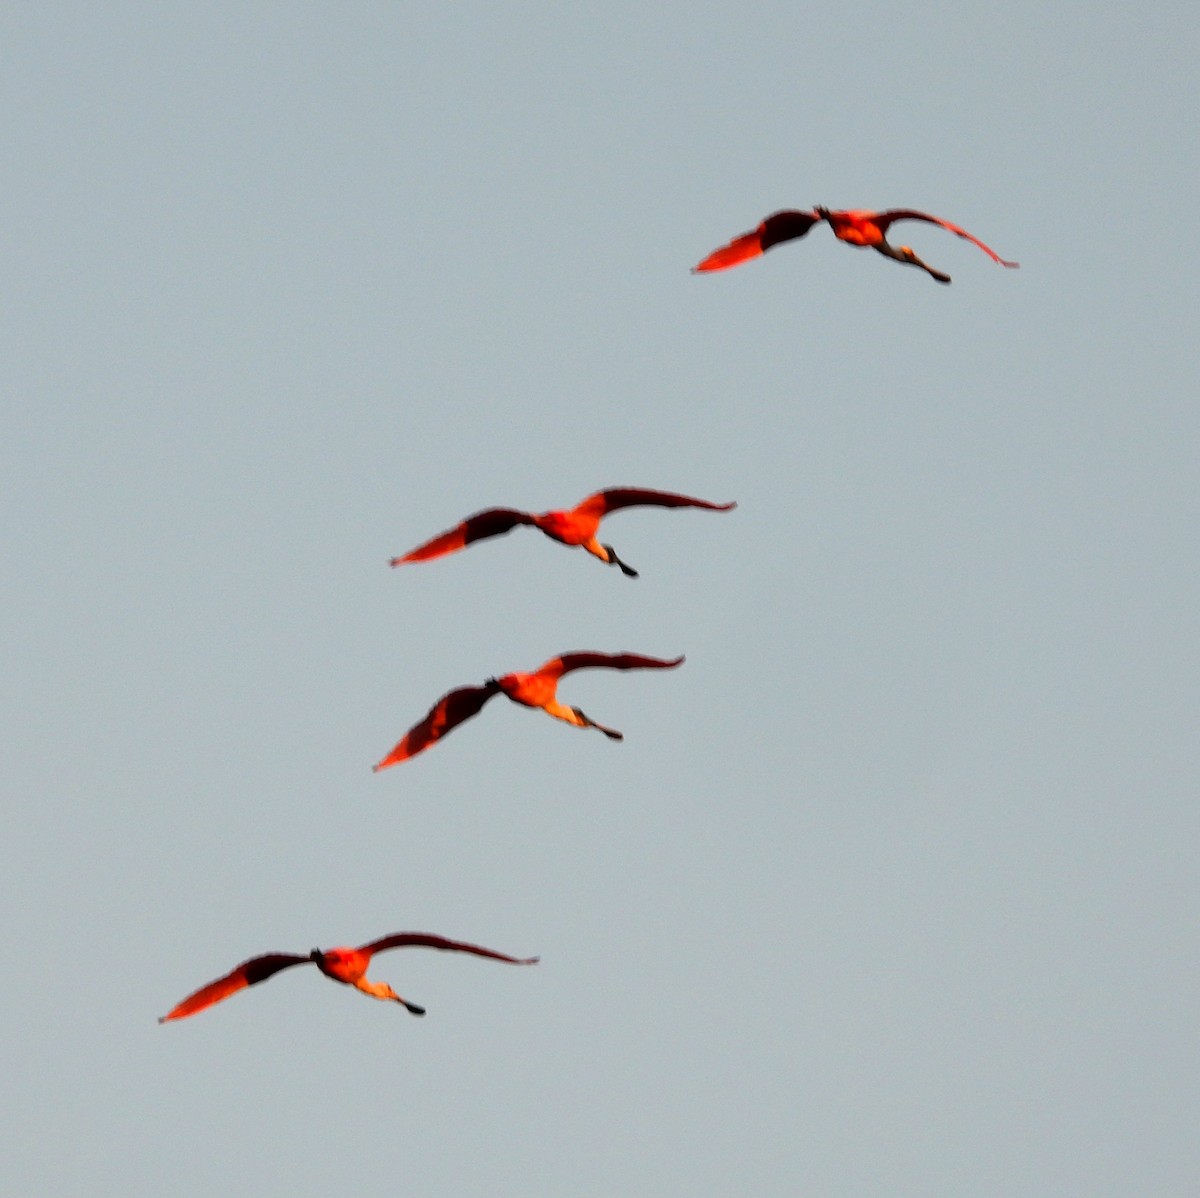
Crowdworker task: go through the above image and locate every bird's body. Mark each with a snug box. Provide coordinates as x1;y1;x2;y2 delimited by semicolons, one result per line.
693;206;1018;283
159;931;538;1022
373;650;685;770
390;486;735;578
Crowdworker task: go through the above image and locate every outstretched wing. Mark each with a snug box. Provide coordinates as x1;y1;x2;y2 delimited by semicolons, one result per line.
540;651;686;679
159;953;310;1023
692;209;820;273
359;931;539;965
372;683;499;771
873;209;1019;268
390;508;536;567
575;487;737;520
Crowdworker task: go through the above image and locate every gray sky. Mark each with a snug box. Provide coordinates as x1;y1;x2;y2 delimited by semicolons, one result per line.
4;4;1198;1195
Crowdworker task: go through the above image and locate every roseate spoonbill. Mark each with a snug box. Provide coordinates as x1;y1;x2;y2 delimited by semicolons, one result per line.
693;206;1018;283
373;651;685;770
390;487;736;578
159;931;538;1022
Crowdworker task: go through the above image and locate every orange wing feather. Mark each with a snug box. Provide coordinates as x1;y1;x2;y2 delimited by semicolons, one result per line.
372;683;499;771
692;230;767;273
359;931;539;965
871;209;1019;268
159;953;310;1022
390;508;536;567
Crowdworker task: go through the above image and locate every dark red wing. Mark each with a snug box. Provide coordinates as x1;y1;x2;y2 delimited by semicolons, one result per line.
390;508;536;567
372;683;499;771
159;953;310;1023
759;209;822;251
359;931;539;965
542;651;686;678
692;209;820;272
580;487;737;518
872;209;1019;268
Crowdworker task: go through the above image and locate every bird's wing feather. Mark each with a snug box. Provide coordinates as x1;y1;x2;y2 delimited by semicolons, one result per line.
580;487;736;518
692;209;820;272
542;651;686;678
359;931;539;965
159;953;310;1022
390;508;535;567
872;209;1019;267
373;684;499;771
758;209;822;251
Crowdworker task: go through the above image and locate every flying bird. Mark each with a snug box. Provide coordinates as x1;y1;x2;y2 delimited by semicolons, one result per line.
390;487;736;578
159;931;538;1022
373;651;685;770
693;206;1019;283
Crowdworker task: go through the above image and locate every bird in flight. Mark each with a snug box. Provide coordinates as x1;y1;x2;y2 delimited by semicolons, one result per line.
693;207;1019;284
373;651;685;770
390;486;736;578
159;931;538;1022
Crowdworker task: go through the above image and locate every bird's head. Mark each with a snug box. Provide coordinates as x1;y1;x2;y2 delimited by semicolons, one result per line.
309;948;323;963
814;206;832;221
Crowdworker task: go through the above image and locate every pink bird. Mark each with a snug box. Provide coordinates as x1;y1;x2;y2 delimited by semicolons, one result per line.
160;931;538;1022
693;206;1019;283
390;486;736;578
373;651;685;770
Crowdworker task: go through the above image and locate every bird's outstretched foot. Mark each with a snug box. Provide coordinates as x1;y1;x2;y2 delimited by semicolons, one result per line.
603;545;639;578
898;245;951;284
573;706;624;740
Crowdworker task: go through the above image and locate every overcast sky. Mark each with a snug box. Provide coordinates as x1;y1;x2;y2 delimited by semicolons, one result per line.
4;4;1198;1196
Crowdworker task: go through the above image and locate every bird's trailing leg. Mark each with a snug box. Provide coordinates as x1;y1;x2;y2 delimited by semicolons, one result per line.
875;241;951;284
540;699;624;740
604;545;639;578
582;536;638;577
570;704;624;741
353;976;426;1015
